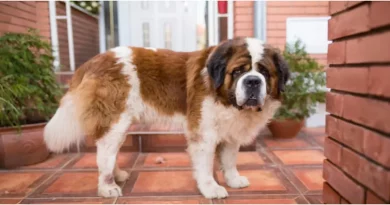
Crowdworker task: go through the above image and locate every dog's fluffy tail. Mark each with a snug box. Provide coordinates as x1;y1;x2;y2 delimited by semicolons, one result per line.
44;93;84;153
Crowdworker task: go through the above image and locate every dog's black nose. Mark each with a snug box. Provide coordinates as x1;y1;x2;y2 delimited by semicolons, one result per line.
244;76;261;88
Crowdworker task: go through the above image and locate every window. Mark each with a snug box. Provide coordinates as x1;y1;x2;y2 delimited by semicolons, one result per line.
142;22;150;47
286;17;331;54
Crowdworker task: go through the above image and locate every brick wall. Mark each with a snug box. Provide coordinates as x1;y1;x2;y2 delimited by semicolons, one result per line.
234;1;254;37
0;1;50;40
56;2;100;72
266;1;329;65
324;1;390;204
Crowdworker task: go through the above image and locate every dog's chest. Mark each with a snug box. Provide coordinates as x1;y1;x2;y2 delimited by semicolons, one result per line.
200;97;272;145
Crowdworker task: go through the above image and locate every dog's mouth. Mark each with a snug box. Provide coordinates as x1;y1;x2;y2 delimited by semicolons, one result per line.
238;94;262;112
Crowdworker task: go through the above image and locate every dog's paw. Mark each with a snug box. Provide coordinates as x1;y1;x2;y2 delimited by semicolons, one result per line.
98;183;122;198
114;169;130;182
226;175;250;189
199;183;229;199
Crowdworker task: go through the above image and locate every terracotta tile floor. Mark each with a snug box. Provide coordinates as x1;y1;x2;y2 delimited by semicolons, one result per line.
0;128;325;204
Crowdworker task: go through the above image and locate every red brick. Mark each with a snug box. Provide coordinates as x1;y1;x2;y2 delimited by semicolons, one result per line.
346;1;362;8
370;2;390;29
235;7;253;15
326;92;344;116
327;115;390;167
267;15;287;23
366;191;386;204
341;147;390;201
267;30;285;38
235;1;253;8
327;41;346;64
346;30;390;64
329;1;348;15
326;67;368;94
268;6;328;15
234;30;253;37
341;198;350;204
343;94;390;133
235;22;253;30
323;182;341;204
326;115;341;140
329;1;362;15
362;129;390;168
323;160;365;204
338;119;364;153
267;22;286;30
329;4;370;40
339;147;360;179
368;66;390;97
324;137;342;165
304;6;329;15
235;14;253;22
268;1;329;7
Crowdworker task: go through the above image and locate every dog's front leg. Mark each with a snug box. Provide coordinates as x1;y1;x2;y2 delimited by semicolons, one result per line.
187;133;228;199
217;142;250;189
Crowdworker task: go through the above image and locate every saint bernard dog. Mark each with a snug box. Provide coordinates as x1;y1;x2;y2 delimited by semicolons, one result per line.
44;37;290;199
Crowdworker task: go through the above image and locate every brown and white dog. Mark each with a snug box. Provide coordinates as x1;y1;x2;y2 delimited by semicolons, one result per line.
44;37;290;199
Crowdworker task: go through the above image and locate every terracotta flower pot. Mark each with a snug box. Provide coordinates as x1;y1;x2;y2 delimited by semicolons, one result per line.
267;119;305;139
0;123;50;168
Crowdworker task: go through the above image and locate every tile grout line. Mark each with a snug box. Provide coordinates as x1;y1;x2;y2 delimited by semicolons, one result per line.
23;170;60;200
22;153;80;201
279;166;307;200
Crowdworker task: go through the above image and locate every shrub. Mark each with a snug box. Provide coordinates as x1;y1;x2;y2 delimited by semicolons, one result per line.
0;29;62;127
273;39;326;120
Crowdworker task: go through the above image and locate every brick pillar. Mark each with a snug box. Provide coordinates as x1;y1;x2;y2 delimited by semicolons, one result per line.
324;1;390;204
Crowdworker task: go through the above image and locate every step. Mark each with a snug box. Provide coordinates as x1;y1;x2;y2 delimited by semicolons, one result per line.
76;124;256;152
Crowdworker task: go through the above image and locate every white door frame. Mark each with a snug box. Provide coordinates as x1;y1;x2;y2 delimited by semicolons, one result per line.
207;0;234;46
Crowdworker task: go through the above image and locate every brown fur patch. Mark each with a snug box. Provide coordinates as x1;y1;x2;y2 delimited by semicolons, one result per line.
186;47;215;136
67;51;131;139
262;46;284;99
132;48;193;116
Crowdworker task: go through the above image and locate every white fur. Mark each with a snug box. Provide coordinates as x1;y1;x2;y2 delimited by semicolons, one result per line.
96;112;131;197
44;94;84;153
199;96;280;146
235;70;267;106
45;42;282;199
117;46;186;127
218;143;249;188
96;47;135;197
145;47;157;52
235;38;267;106
187;95;280;199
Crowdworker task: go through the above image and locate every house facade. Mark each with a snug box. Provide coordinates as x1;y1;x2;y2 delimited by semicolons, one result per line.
1;1;330;127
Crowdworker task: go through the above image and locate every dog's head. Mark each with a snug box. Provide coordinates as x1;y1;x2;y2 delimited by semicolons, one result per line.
206;37;290;111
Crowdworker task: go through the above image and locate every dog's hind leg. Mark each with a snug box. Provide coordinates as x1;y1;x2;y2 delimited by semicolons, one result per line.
96;113;131;198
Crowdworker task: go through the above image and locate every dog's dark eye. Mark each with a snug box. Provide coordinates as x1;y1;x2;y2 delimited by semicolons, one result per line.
259;67;270;79
232;67;244;77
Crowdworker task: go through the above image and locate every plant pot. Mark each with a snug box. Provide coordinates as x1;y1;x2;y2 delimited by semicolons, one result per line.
0;122;50;168
267;119;305;139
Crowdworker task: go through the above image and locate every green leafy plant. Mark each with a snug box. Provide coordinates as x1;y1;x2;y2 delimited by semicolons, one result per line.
0;29;62;127
273;39;326;120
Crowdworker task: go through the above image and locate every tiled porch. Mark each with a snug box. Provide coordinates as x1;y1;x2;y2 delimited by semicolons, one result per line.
0;128;325;204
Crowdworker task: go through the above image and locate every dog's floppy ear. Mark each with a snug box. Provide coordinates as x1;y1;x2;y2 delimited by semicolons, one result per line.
207;40;233;89
272;51;290;94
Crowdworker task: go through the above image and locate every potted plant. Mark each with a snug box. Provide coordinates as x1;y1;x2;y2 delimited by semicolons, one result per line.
268;40;326;138
0;29;62;168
